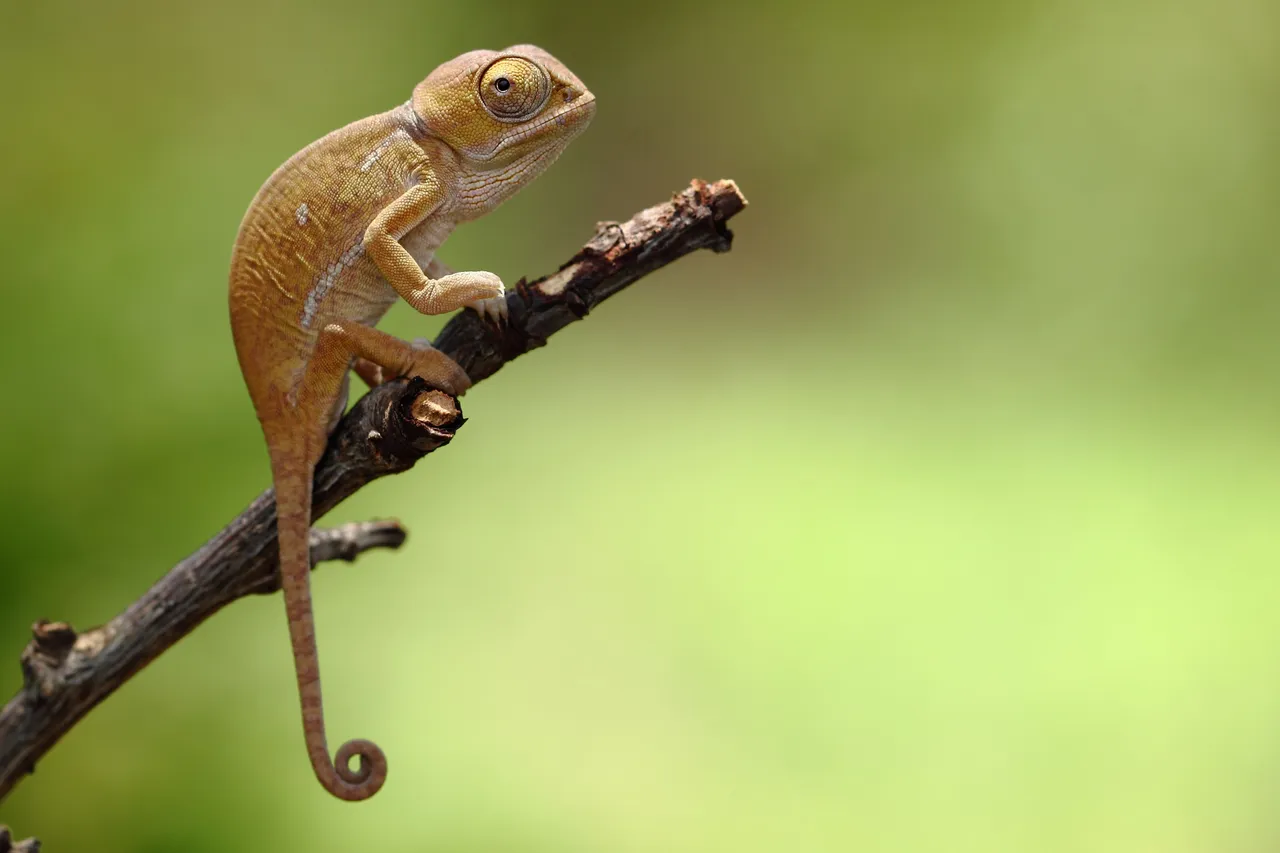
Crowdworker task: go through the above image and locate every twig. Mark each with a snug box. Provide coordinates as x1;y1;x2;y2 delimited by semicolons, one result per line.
302;520;406;570
0;179;747;832
0;826;39;853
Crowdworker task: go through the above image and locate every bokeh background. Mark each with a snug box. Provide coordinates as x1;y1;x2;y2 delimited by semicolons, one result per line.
2;0;1279;849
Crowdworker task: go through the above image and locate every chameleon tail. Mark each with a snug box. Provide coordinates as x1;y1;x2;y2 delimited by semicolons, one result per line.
270;446;388;802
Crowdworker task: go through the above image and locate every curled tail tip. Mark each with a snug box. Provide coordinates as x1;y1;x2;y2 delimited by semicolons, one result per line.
325;738;388;801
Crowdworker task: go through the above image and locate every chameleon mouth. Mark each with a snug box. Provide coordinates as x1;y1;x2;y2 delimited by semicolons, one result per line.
532;94;596;139
556;92;596;124
484;94;595;160
560;94;596;128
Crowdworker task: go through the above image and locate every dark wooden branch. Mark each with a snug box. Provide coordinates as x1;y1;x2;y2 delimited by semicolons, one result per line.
0;179;747;831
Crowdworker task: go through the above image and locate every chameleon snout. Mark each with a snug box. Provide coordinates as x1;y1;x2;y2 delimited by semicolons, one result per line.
555;89;596;128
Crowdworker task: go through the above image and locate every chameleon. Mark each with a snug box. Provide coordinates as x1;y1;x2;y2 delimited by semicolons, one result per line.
227;45;595;801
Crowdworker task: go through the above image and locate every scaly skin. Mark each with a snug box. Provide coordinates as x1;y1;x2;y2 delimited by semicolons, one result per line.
228;45;594;801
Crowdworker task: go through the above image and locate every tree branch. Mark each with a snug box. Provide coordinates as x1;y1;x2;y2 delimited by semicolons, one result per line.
0;179;747;826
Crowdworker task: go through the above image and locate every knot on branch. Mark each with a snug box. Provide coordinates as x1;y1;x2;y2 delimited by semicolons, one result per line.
29;622;75;667
325;379;463;477
20;621;102;700
692;177;747;248
0;827;39;853
403;385;465;449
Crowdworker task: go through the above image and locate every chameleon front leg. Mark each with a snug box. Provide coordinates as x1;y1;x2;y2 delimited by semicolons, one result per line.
363;169;505;316
425;256;454;280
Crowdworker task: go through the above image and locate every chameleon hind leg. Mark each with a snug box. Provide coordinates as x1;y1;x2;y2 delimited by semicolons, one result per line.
310;321;470;402
347;261;474;390
350;338;441;390
352;358;388;390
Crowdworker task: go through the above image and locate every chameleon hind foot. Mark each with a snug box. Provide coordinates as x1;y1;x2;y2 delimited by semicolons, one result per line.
406;341;471;396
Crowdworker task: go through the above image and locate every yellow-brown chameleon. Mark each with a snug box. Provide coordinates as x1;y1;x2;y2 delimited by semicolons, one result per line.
228;45;594;801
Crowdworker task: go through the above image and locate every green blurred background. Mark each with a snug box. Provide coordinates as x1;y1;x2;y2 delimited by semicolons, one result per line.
2;0;1279;849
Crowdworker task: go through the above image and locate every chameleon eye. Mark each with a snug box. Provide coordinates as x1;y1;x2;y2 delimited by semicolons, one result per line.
479;57;549;120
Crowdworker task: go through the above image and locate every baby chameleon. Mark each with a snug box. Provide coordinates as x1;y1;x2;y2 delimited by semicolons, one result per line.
228;46;595;801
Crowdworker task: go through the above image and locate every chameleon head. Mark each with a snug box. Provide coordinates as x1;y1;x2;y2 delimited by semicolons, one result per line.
412;45;595;172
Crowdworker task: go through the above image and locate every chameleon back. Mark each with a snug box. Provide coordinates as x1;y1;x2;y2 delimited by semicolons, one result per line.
229;107;423;418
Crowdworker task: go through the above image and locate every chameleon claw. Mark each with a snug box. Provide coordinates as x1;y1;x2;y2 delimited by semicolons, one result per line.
468;295;508;326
